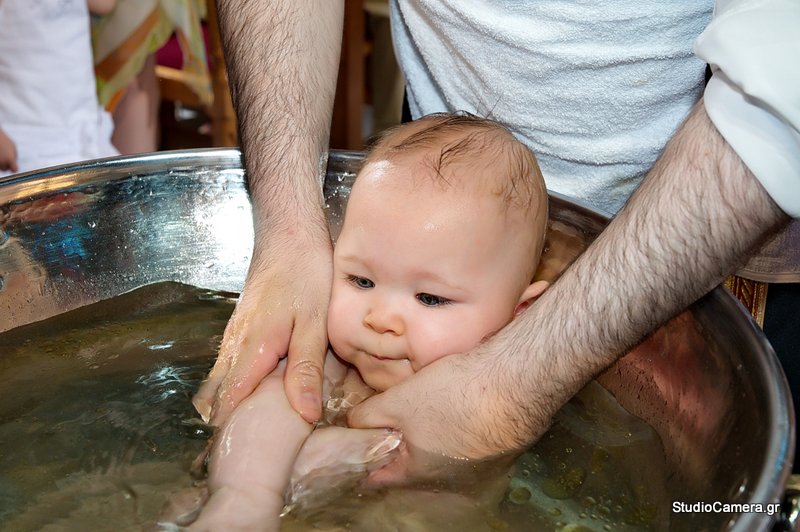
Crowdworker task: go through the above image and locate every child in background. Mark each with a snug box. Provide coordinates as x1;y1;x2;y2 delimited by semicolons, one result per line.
90;0;211;154
0;0;118;177
177;113;551;530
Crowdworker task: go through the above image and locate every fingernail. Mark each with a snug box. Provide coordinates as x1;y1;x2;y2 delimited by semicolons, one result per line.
192;397;211;424
299;391;321;423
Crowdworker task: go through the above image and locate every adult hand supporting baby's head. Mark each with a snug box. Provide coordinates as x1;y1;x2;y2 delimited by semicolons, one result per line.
345;325;561;488
193;223;333;427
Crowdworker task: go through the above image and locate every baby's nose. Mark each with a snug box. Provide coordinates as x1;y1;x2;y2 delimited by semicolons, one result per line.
363;304;404;335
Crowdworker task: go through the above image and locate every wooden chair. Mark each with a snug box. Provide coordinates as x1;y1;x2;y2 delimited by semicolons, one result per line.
156;0;237;147
157;0;371;151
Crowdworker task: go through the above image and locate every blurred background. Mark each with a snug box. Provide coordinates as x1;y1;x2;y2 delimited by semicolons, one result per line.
94;0;403;154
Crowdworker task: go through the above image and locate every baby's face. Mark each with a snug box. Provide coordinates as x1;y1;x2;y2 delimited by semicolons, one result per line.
327;160;544;391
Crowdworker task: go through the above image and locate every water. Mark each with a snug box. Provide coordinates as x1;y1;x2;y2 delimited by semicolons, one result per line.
0;283;668;531
0;283;226;530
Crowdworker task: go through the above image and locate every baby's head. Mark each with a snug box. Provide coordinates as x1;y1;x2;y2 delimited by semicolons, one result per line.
328;113;549;391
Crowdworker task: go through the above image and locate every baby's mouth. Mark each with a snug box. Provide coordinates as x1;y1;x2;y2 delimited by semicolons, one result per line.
363;350;397;362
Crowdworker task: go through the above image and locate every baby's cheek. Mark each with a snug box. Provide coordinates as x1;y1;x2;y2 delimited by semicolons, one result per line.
412;319;480;367
327;309;354;361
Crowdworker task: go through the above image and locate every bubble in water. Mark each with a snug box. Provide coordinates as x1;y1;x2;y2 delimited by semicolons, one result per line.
486;515;509;530
508;487;531;505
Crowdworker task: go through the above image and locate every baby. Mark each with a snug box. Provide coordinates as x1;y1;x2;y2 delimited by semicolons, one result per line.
174;113;550;530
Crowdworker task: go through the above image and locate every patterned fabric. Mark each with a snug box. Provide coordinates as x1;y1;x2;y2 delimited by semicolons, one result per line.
724;276;768;328
91;0;210;110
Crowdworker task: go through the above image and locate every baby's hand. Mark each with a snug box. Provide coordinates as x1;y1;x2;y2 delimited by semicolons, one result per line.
0;129;18;173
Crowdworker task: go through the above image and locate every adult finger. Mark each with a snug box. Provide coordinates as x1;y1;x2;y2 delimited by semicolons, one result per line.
193;355;230;422
347;385;405;431
192;304;247;421
208;318;293;426
284;309;328;423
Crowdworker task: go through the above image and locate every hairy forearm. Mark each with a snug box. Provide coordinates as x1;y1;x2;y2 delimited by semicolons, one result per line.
217;0;343;242
485;101;788;450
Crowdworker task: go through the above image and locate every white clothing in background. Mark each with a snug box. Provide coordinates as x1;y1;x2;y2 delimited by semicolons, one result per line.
696;0;800;218
390;0;714;214
390;0;799;220
0;0;117;178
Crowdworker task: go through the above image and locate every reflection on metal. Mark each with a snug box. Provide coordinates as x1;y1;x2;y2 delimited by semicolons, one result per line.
0;148;794;531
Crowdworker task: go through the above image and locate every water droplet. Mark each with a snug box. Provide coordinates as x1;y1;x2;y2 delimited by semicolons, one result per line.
508;487;531;504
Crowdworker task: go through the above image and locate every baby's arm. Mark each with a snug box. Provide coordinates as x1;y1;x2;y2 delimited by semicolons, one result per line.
187;359;311;531
0;128;18;173
182;354;349;531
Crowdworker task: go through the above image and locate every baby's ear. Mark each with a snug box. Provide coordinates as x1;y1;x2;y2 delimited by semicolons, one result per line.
514;280;549;316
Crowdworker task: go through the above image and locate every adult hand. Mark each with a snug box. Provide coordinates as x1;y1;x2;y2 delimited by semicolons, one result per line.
347;310;576;487
0;129;18;173
195;0;344;425
346;361;527;487
194;226;332;425
349;103;787;485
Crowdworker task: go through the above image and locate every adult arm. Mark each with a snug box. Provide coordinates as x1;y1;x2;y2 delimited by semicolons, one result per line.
349;100;790;481
194;1;344;425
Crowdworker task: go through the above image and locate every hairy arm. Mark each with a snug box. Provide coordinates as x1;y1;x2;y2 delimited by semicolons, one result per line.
194;1;344;425
349;102;788;478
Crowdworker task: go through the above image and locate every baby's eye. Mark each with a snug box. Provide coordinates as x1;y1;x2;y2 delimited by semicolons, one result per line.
346;275;374;289
416;293;452;307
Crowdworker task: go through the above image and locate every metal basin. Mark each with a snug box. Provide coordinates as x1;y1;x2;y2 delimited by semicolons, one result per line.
0;148;793;530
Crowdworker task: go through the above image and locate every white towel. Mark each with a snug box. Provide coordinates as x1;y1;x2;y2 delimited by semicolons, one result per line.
390;0;713;214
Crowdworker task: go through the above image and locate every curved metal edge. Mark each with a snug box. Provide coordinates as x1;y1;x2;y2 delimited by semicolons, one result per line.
0;148;244;204
0;148;794;529
716;288;795;532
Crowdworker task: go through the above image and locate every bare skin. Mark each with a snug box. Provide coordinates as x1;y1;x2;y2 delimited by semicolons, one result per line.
193;1;344;426
86;0;116;16
0;128;17;173
347;102;788;482
197;3;789;483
